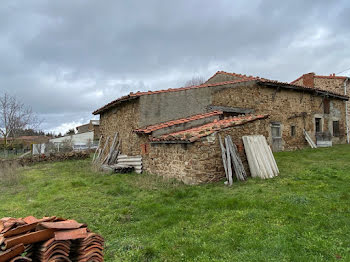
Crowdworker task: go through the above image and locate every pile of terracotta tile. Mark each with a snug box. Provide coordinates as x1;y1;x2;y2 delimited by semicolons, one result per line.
0;216;104;262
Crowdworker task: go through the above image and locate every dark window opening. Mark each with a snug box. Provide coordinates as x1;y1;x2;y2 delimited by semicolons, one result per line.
333;121;340;137
271;123;281;138
315;118;322;133
291;125;296;137
324;98;330;114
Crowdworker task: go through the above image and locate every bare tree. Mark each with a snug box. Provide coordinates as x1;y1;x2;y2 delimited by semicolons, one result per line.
183;76;206;87
0;93;40;148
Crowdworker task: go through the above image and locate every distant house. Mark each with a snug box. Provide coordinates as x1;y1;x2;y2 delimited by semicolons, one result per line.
49;132;95;150
49;120;100;151
76;120;100;140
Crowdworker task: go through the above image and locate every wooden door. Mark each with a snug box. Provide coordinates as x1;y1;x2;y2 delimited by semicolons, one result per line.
271;123;282;152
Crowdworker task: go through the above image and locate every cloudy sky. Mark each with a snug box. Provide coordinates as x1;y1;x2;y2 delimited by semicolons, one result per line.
1;0;350;134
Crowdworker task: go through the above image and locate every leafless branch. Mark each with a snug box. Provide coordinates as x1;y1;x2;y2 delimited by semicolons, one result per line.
0;93;41;148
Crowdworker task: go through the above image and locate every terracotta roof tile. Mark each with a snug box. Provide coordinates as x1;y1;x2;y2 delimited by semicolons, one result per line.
134;111;224;134
150;114;269;143
93;71;349;115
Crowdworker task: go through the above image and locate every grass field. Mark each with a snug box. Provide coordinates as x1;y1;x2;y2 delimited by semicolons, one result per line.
1;145;350;261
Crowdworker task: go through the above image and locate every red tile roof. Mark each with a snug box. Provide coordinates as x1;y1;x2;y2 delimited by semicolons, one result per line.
93;71;349;115
134;111;223;134
291;73;348;85
150;114;269;143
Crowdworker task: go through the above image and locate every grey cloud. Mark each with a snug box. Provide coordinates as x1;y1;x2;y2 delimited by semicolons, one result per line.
0;0;349;133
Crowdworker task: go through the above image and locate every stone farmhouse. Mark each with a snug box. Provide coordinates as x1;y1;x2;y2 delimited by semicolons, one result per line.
93;71;348;184
291;72;350;143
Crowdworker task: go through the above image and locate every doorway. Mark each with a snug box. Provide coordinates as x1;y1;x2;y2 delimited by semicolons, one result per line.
271;122;282;152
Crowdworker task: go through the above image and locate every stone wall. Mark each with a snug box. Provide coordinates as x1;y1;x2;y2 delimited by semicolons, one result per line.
0;151;89;169
99;99;142;156
211;82;347;149
143;118;269;184
314;77;345;94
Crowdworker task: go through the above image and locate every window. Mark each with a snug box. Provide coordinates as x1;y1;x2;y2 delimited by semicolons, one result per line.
291;125;296;137
315;118;322;133
271;123;281;138
333;121;340;137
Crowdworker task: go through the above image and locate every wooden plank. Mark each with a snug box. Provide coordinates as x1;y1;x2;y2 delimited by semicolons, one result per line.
98;136;110;163
92;135;102;163
95;149;102;163
227;136;246;181
219;135;228;181
224;137;233;186
110;139;121;164
106;132;118;164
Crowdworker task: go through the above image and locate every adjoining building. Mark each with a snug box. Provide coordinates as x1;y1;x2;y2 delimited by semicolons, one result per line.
291;72;350;143
93;71;348;184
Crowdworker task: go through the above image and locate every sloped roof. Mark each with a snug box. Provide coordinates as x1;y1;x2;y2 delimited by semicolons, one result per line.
134;111;223;134
150;114;269;143
92;78;252;115
93;71;349;115
291;73;348;85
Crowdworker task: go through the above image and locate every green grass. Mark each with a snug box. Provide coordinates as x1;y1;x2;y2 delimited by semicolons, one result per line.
1;145;350;261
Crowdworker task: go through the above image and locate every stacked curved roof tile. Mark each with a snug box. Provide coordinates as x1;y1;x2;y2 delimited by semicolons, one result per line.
150;114;269;143
0;216;104;262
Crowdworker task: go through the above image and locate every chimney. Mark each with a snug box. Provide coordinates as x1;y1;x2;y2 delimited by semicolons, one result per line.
303;72;315;88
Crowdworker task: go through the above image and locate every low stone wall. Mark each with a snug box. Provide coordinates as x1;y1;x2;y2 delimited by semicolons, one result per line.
0;151;90;169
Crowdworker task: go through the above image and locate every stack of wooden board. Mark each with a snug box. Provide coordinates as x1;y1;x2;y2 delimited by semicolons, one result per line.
93;132;121;166
242;135;279;179
219;135;247;185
